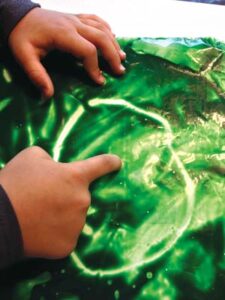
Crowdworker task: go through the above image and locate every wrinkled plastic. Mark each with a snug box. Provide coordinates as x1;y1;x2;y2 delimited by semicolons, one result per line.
1;37;225;299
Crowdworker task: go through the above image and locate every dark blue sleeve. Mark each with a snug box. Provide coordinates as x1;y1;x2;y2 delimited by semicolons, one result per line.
0;185;24;268
0;0;41;43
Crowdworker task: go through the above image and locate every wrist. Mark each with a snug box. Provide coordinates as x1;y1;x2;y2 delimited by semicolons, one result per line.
0;0;41;44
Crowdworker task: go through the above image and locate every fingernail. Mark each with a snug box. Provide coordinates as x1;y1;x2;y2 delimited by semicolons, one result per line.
98;74;105;85
120;50;126;59
119;65;126;73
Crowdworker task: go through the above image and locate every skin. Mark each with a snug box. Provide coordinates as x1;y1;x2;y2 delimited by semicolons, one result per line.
8;8;126;99
0;9;124;261
0;147;122;259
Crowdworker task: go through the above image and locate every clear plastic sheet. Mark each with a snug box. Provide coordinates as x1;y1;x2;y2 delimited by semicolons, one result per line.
0;37;225;299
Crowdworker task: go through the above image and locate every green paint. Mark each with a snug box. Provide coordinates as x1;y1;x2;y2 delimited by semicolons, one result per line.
146;272;153;279
12;272;51;300
2;68;12;83
114;289;120;300
136;273;177;300
1;38;225;299
0;97;11;112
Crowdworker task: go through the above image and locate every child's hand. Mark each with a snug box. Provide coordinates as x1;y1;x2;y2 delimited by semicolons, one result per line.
0;146;121;259
8;8;126;99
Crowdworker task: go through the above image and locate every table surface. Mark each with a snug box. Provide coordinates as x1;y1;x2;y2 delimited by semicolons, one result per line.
36;0;225;41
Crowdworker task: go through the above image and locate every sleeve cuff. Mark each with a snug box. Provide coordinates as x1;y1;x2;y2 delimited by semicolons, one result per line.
0;184;24;268
0;0;41;43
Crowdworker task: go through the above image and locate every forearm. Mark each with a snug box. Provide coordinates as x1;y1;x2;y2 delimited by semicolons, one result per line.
0;0;40;42
0;185;23;269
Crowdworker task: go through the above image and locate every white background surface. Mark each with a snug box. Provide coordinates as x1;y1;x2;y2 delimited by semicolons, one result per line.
36;0;225;41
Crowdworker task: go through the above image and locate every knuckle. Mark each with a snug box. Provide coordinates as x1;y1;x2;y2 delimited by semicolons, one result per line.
76;13;84;19
53;19;74;37
84;44;97;57
60;26;74;37
90;14;98;20
80;193;91;208
64;14;75;22
97;24;106;32
66;15;80;26
96;30;107;41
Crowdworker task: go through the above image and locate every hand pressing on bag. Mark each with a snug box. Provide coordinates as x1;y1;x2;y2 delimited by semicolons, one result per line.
8;8;126;99
0;146;121;259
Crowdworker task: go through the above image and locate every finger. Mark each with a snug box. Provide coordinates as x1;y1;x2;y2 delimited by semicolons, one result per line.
77;14;112;32
78;19;126;60
53;32;105;85
73;154;122;184
78;25;125;75
16;44;54;99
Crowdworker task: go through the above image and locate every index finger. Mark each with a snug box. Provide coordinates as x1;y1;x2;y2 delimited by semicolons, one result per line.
73;154;122;184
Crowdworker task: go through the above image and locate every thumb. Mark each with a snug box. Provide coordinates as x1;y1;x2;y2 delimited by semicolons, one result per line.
17;46;54;99
73;154;122;184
